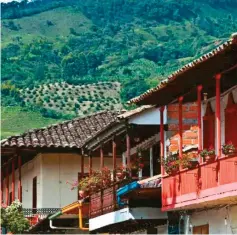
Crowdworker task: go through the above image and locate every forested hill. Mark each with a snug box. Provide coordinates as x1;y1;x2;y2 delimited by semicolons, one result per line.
2;0;237;138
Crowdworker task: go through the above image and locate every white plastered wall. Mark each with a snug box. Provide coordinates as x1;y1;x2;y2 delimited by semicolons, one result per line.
3;152;121;209
189;205;237;234
41;153;121;208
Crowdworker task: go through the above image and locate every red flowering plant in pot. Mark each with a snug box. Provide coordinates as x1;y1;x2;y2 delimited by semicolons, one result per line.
115;165;130;181
199;146;215;163
222;142;236;156
180;152;199;169
161;153;179;175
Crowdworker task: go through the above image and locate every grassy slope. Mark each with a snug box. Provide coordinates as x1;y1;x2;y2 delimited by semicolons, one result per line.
1;106;64;139
2;6;92;46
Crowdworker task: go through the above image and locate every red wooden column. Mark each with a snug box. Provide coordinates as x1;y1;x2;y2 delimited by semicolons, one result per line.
126;133;131;176
6;162;9;206
160;106;165;175
100;146;104;170
178;97;183;164
197;85;203;162
215;74;221;158
81;152;84;178
89;153;92;175
112;138;117;180
11;157;15;203
1;168;3;204
18;155;22;202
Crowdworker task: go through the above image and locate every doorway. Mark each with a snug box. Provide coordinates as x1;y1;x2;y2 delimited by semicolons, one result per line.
32;177;37;213
193;224;209;234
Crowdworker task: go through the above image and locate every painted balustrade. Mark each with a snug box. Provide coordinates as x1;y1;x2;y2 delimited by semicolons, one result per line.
162;154;237;211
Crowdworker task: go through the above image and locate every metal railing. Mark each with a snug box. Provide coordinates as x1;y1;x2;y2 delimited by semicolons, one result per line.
23;208;60;219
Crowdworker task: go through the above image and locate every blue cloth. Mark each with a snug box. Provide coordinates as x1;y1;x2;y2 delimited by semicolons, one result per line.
116;181;140;206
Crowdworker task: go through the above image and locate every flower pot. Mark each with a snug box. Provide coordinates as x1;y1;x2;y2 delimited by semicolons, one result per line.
205;155;215;163
188;159;199;169
116;172;125;180
168;168;179;175
223;149;235;156
79;190;88;198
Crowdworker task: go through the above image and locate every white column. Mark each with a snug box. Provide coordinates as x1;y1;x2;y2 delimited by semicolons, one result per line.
122;153;126;167
150;147;153;177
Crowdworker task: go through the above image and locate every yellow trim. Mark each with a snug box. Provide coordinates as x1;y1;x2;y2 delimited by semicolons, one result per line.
62;201;80;214
61;200;89;231
78;202;89;231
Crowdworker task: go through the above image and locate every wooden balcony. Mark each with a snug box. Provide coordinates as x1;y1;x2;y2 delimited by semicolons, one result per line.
162;154;237;211
90;183;122;218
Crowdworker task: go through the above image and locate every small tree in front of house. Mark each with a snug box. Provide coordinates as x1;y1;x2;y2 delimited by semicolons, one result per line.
1;200;30;234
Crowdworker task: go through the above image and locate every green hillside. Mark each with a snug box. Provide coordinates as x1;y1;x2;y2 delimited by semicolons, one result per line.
1;0;237;138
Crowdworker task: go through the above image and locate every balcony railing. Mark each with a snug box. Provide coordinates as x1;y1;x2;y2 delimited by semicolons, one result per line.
89;180;132;218
162;154;237;211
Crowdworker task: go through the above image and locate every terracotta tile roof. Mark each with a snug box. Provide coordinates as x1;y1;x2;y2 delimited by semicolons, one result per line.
129;33;237;105
1;111;120;149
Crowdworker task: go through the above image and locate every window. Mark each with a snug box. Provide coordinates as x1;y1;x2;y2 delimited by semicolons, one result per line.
203;103;215;149
225;93;237;147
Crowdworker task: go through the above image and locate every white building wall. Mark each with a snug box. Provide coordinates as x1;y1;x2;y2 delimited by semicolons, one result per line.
129;106;167;125
3;152;120;209
189;205;237;234
41;153;121;208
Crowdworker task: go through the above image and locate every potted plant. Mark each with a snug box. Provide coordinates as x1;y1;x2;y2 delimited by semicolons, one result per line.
199;147;215;163
116;165;130;180
180;152;199;169
222;142;236;155
162;154;179;175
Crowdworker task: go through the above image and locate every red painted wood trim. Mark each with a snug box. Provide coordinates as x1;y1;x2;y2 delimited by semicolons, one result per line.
100;147;104;170
197;85;203;162
215;74;221;158
178;97;183;165
89;154;92;175
6;163;9;205
81;154;84;177
126;133;131;176
112;139;116;174
11;158;15;203
160;106;165;175
18;155;22;202
162;182;237;212
1;168;3;204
